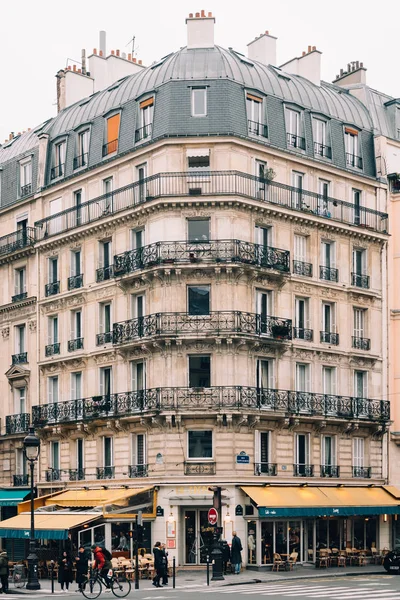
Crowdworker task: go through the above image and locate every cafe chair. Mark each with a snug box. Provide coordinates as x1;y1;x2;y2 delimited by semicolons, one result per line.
272;553;287;571
287;552;298;570
318;550;330;568
337;551;346;567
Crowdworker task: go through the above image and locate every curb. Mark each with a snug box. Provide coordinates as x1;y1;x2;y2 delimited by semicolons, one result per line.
222;570;386;587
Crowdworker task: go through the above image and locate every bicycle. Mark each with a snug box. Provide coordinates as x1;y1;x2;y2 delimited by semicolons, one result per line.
81;569;131;599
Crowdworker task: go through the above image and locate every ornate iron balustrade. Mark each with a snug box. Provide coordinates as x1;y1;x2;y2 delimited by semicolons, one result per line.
45;281;60;296
320;465;340;478
320;331;339;345
12;292;27;303
45;343;60;357
320;265;338;282
20;183;32;197
114;239;290;277
293;260;313;277
69;468;86;481
68;338;84;352
45;469;61;482
314;142;332;159
346;153;363;169
6;413;30;435
12;352;27;365
0;227;36;258
254;463;277;476
32;386;390;427
129;464;149;478
97;466;115;479
96;265;114;282
293;328;313;341
248;120;268;138
113;311;292;344
35;171;389;239
73;153;88;170
102;139;118;157
13;474;29;486
68;274;83;290
351;272;370;289
287;133;306;150
293;464;314;477
352;466;371;478
184;462;216;475
352;336;371;351
96;331;113;345
50;163;64;180
135;124;152;143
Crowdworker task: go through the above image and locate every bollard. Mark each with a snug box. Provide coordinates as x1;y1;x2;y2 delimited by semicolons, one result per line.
172;557;176;589
50;560;54;594
206;555;210;586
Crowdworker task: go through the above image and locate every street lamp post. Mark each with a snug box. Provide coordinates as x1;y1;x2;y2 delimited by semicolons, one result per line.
23;427;40;591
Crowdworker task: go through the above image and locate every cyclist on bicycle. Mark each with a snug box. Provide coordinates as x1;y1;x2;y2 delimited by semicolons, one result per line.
91;545;112;589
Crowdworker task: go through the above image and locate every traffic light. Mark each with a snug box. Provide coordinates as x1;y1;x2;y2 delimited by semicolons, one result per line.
208;486;222;511
130;524;144;544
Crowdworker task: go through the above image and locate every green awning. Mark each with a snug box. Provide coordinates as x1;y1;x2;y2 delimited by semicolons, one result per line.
0;489;30;507
258;506;400;518
0;512;99;540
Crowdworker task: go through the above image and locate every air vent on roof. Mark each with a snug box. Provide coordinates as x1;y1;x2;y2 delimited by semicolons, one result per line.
79;98;91;107
269;65;292;81
150;53;173;69
2;135;21;148
230;49;254;66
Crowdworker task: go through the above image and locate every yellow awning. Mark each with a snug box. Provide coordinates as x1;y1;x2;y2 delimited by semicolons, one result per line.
241;486;400;518
0;512;98;540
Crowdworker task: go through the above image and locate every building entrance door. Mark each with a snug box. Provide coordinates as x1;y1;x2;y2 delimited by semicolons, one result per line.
184;509;214;565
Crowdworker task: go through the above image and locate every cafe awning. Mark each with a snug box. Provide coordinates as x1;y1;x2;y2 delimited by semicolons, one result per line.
241;486;400;518
0;489;30;506
0;512;98;540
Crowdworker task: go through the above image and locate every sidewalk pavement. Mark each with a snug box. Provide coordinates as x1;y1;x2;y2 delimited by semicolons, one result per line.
9;564;388;594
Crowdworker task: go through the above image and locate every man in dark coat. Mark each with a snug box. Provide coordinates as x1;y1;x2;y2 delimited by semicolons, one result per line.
58;551;73;592
75;545;89;592
231;531;243;574
152;542;164;588
0;551;9;593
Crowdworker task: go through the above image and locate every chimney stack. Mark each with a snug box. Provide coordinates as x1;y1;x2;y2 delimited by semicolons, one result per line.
333;61;367;86
247;30;277;66
186;10;216;49
281;46;322;86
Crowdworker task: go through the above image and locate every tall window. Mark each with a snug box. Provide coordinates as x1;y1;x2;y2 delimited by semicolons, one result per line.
255;431;270;473
49;198;62;234
191;88;207;117
131;294;145;318
73;190;82;227
188;355;210;388
99;240;112;281
19;159;32;195
353;437;364;467
296;363;310;392
48;316;58;345
49;256;58;283
321;241;335;269
286;108;304;149
131;229;145;250
139;98;154;130
132;433;146;469
345;129;359;166
53;141;66;178
136;164;147;203
322;366;336;396
15;324;25;354
318;179;330;215
354;371;367;398
188;285;210;315
14;387;26;414
50;441;60;470
255;160;267;195
14;267;26;298
76;438;85;475
313;118;327;149
100;367;112;398
255;225;271;247
105;114;120;155
71;310;82;341
295;297;310;339
77;130;89;167
295;433;310;473
247;93;266;136
353;189;362;224
321;435;336;467
354;308;366;339
99;302;112;339
48;376;59;403
70;248;81;277
256;358;273;389
188;219;210;242
292;172;305;210
103;436;114;467
188;430;212;459
16;448;27;477
131;360;146;392
103;178;113;213
71;372;82;400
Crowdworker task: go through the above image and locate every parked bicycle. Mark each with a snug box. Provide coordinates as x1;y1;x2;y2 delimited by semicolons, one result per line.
80;568;131;599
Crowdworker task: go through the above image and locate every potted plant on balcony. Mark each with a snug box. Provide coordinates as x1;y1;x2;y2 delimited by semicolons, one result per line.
271;323;290;339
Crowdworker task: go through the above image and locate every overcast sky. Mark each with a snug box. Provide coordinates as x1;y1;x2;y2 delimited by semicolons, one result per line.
0;0;398;143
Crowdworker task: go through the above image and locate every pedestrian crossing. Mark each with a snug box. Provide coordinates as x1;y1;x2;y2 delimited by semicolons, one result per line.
185;581;400;598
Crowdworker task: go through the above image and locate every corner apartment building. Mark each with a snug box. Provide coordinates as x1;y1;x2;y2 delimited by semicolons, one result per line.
0;12;395;566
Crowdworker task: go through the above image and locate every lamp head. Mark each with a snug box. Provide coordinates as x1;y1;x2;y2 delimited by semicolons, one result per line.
23;427;40;462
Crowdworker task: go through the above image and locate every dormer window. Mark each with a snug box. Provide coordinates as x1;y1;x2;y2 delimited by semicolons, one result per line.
103;114;120;157
313;118;331;159
19;158;32;196
345;128;363;169
136;98;154;143
74;130;89;169
191;88;207;117
51;141;66;180
246;93;267;138
285;108;305;150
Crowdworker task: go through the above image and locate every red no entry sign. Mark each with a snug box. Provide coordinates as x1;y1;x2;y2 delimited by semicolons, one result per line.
208;507;218;525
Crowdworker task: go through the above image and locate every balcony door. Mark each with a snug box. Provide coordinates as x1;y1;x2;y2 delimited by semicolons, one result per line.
131;361;146;394
188;355;210;388
296;433;310;475
256;290;272;334
14;387;26;414
295;297;310;338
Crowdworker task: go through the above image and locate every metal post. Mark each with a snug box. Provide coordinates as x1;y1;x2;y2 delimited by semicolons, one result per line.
172;557;176;589
206;555;210;586
50;560;54;594
134;516;139;590
26;460;40;590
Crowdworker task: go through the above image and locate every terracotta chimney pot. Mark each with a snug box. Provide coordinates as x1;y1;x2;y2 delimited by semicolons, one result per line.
116;49;120;56
93;48;97;55
189;12;193;17
195;12;200;17
99;50;103;57
138;59;142;65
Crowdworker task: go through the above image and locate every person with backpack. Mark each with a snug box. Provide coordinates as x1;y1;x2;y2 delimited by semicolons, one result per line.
91;545;113;588
0;551;9;593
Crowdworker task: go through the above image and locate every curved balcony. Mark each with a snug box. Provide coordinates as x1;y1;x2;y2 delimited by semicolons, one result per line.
32;387;390;427
112;311;292;345
6;413;30;435
114;239;290;278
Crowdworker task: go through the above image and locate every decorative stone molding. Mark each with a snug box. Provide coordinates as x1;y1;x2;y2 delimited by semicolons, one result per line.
1;326;9;339
28;320;37;333
93;351;119;365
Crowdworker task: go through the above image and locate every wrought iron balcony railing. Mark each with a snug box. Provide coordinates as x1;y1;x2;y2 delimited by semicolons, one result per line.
135;124;152;143
102;139;118;157
184;462;216;475
50;163;65;180
0;227;36;258
320;265;339;282
314;142;332;159
32;386;390;427
20;183;32;197
45;468;61;482
293;260;313;277
293;327;313;341
96;331;113;345
351;273;370;289
113;311;292;344
129;464;148;478
320;331;339;345
287;133;306;150
13;474;29;486
12;352;27;365
248;120;268;138
352;466;371;478
352;336;371;351
34;171;389;239
45;343;60;357
6;413;30;435
254;463;277;476
346;153;363;169
294;464;314;477
114;239;290;277
68;338;84;352
12;292;27;303
68;274;83;290
320;465;340;478
45;281;60;296
96;265;114;282
69;468;86;481
97;466;115;479
73;153;89;170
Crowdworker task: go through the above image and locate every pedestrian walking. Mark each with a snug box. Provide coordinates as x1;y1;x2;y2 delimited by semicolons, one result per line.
58;550;73;592
231;531;243;574
75;545;89;592
161;544;169;585
152;541;164;588
0;551;9;593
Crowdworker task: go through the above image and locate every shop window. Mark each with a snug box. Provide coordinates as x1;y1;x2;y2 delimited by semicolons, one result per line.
188;285;210;315
247;521;257;565
188;355;210;388
187;430;212;459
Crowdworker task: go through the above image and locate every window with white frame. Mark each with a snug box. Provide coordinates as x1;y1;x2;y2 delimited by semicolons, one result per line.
187;149;210;174
255;225;271;247
188;218;210;241
188;430;213;459
255;159;267;195
48;198;62;235
295;433;310;472
53;141;66;178
313;118;330;158
256;358;274;390
247;93;266;136
322;366;336;396
353;189;362;224
14;267;26;298
99;302;112;335
255;430;271;474
256;289;272;334
19;158;32;195
345;129;359;166
136;164;147;202
353;437;364;467
98;240;112;281
50;441;60;470
286;108;304;149
49;256;58;284
131;360;146;392
103;178;113;212
48;315;58;345
70;248;81;277
294;234;307;263
322;302;336;333
48;376;59;403
320;240;335;269
131;293;145;318
100;367;112;398
103;436;114;467
321;435;336;467
71;310;82;341
352;248;367;276
77;130;89;167
354;308;366;340
295;297;310;339
72;190;82;227
14;387;26;414
71;372;82;400
16;448;27;477
191;88;207;117
291;172;305;209
131;228;145;250
296;363;310;392
15;324;25;354
139;98;154;130
318;179;331;215
131;433;146;475
354;370;367;398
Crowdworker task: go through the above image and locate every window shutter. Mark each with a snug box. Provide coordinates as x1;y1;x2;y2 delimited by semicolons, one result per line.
139;97;154;109
71;375;76;401
107;114;120;145
254;430;260;464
